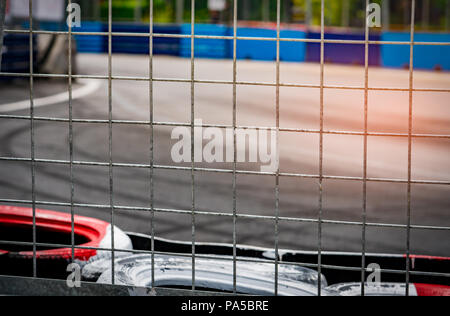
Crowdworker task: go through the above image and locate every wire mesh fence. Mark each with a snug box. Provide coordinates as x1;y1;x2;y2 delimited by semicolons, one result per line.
0;0;449;296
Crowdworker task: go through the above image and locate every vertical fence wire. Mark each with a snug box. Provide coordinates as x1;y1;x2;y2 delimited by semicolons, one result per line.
149;0;155;289
232;0;238;295
317;0;325;296
0;0;6;68
274;0;281;297
190;0;196;291
361;0;370;296
406;0;416;297
68;0;75;265
107;0;116;285
28;0;37;279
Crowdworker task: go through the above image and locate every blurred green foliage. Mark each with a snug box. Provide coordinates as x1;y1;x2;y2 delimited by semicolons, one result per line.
83;0;449;30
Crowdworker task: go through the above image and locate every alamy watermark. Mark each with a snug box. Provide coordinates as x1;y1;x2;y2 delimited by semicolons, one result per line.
367;3;382;28
66;3;81;28
171;119;278;172
66;262;81;288
366;263;381;284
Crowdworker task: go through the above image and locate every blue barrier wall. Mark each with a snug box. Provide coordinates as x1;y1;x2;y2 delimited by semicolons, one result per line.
26;21;106;54
73;23;181;55
111;24;180;55
229;27;306;62
153;25;182;56
74;22;105;53
306;31;381;66
381;32;450;71
180;24;229;59
23;22;182;56
233;27;276;61
280;30;307;62
14;22;450;72
111;24;151;54
36;21;67;31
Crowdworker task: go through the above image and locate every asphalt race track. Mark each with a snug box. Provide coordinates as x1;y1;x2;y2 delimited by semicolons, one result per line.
0;54;449;256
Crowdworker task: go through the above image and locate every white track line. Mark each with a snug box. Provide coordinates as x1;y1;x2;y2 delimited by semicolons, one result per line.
0;79;102;113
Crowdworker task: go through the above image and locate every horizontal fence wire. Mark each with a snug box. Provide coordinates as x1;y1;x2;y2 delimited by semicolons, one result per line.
0;0;449;296
0;156;450;186
0;198;449;232
1;116;450;139
3;29;450;46
1;72;450;93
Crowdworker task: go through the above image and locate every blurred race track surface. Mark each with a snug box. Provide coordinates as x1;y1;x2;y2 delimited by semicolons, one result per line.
0;54;449;256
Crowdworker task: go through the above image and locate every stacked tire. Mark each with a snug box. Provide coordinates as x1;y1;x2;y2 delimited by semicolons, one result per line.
0;205;132;279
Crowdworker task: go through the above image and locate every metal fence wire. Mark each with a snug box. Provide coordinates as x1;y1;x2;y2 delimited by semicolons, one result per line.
0;0;449;296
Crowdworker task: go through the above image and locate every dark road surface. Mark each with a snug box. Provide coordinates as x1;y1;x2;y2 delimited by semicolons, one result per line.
0;54;449;256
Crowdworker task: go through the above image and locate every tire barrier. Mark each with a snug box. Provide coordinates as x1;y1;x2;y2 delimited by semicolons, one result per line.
87;253;328;296
0;205;132;278
88;253;449;296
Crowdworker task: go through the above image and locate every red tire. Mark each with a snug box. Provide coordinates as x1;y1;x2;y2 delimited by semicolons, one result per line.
414;283;450;297
0;205;132;261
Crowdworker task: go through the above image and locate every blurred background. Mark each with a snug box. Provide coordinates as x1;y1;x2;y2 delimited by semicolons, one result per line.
34;0;450;29
2;0;450;72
